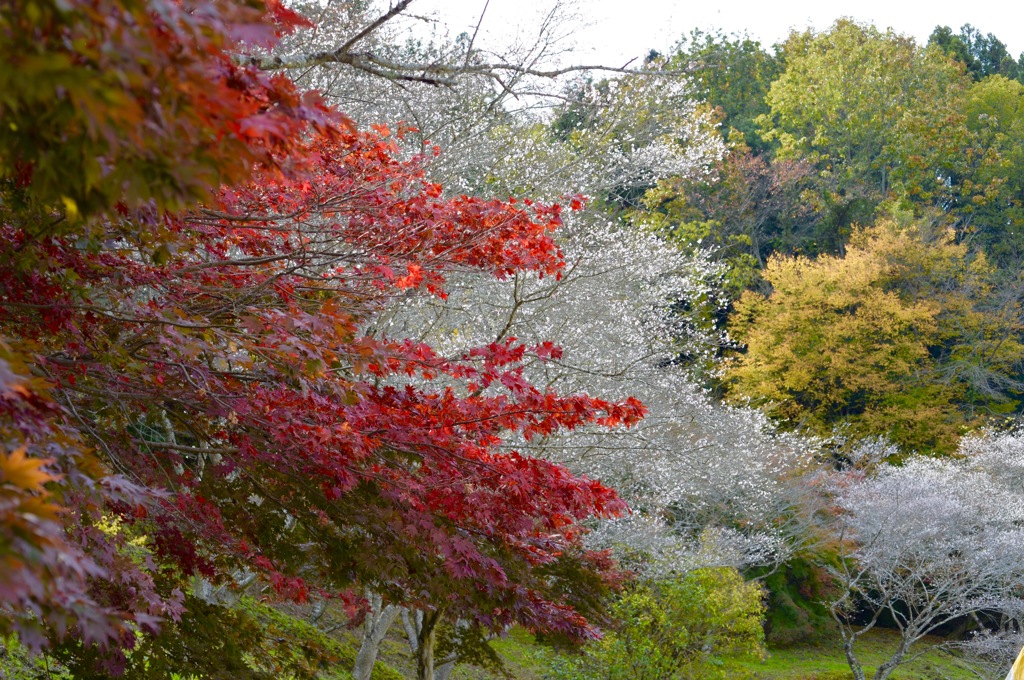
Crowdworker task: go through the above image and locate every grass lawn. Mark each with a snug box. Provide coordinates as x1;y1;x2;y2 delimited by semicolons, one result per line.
716;628;983;680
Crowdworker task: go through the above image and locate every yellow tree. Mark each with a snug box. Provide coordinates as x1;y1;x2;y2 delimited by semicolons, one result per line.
728;220;1024;454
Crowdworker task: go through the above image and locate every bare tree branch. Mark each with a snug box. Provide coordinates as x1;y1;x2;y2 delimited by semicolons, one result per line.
246;49;683;84
240;0;686;85
337;0;414;55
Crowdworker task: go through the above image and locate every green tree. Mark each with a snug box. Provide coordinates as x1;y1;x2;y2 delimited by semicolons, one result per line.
549;568;765;680
929;24;1024;83
960;75;1024;265
760;20;975;253
670;30;782;153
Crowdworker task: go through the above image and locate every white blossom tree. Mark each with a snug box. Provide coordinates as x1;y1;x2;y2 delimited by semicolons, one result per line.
827;449;1024;680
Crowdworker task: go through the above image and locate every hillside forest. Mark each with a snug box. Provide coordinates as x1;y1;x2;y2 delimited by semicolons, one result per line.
4;2;1024;679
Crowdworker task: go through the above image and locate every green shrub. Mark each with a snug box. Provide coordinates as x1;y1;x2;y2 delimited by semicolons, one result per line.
548;567;766;680
759;557;836;646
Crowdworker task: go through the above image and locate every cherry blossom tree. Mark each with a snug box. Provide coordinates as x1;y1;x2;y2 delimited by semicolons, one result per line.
827;450;1024;680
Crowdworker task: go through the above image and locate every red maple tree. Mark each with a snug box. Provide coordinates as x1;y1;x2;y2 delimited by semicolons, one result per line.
0;1;643;674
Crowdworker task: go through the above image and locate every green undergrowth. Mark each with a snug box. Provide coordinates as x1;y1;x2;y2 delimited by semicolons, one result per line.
461;626;982;680
0;600;407;680
236;597;402;680
346;622;549;680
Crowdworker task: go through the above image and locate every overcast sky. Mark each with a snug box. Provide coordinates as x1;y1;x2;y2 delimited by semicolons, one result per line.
410;0;1024;67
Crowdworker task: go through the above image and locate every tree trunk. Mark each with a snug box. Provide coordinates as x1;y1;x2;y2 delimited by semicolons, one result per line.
415;608;444;680
402;607;455;680
433;657;456;680
401;608;421;653
843;635;867;680
352;591;401;680
873;636;910;680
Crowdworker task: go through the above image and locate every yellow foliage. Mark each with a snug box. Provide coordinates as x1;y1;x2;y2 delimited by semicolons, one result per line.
728;220;1022;454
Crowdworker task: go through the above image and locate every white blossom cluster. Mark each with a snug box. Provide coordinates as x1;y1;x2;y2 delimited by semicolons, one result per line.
958;625;1024;679
281;4;724;202
959;428;1024;489
476;74;724;202
586;517;786;579
835;454;1024;580
828;441;1024;677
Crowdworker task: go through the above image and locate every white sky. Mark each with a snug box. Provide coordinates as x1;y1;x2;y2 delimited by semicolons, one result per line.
410;0;1024;67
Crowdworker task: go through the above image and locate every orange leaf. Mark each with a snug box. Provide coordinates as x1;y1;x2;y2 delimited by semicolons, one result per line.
0;447;55;492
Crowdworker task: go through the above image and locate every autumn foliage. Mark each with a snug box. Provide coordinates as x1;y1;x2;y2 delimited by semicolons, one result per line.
0;0;643;670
